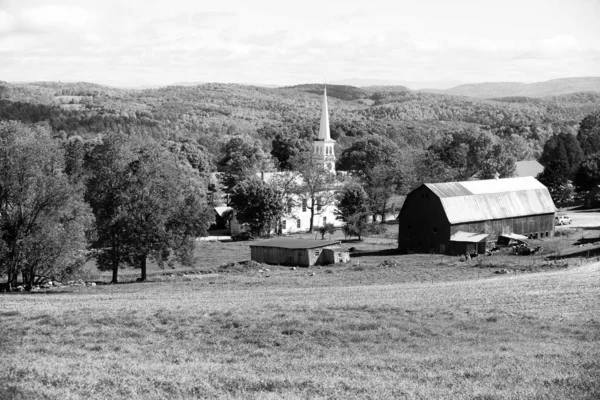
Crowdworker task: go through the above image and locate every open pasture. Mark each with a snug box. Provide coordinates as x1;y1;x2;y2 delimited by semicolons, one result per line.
1;257;599;399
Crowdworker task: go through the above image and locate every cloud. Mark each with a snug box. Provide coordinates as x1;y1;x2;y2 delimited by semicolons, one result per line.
21;5;91;30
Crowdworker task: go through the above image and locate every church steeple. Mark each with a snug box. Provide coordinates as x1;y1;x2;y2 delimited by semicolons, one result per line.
318;88;331;140
313;87;335;172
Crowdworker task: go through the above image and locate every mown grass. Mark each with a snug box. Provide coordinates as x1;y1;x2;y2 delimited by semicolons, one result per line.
1;261;599;399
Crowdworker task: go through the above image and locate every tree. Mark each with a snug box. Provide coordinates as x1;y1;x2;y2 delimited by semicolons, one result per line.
363;163;402;223
218;135;272;190
271;132;311;170
540;132;583;177
479;143;516;179
336;135;398;173
537;141;572;204
165;139;214;176
342;213;386;241
229;178;284;236
574;153;600;191
117;143;214;281
429;128;516;180
86;133;214;283
63;136;86;181
85;133;135;284
290;153;340;232
317;223;336;239
577;110;600;156
0;121;93;290
335;183;369;221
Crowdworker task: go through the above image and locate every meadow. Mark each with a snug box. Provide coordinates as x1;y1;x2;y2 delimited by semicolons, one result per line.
1;228;599;399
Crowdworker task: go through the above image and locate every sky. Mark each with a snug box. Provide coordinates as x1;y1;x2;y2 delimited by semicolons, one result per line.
1;0;599;89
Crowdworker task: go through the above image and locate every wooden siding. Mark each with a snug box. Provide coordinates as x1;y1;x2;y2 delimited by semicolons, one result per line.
321;249;350;265
398;186;451;254
250;245;339;267
450;241;486;256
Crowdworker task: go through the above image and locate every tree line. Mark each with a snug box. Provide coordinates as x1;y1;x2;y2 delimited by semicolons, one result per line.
537;110;600;205
0;121;214;291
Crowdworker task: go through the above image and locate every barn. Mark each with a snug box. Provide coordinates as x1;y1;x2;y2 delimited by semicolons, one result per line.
249;239;347;267
397;177;556;255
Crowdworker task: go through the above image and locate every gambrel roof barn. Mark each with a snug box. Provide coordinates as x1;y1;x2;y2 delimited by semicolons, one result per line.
397;177;556;255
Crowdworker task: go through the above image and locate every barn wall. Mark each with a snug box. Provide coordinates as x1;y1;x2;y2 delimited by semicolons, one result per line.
398;186;451;254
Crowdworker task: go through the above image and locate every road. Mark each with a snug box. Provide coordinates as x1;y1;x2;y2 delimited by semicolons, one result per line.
556;209;600;228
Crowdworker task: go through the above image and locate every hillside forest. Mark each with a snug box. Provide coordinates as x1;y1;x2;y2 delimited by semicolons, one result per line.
1;80;600;290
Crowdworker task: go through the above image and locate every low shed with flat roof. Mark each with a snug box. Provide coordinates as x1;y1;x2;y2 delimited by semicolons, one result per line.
250;239;343;267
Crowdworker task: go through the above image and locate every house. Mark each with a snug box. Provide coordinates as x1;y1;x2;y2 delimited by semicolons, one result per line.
514;160;544;178
249;239;348;267
397;177;556;254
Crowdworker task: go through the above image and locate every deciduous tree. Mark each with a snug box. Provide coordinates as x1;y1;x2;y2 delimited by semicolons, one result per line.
577;111;600;156
290;153;340;232
229;178;284;236
219;135;272;190
0;121;93;290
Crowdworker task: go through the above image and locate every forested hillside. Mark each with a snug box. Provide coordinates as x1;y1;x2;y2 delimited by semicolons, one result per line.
1;80;600;192
2;80;599;152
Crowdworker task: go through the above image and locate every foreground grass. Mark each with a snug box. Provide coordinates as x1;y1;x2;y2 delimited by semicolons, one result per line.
1;262;599;399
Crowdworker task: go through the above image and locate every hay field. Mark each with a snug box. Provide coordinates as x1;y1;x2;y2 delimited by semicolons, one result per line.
1;258;599;400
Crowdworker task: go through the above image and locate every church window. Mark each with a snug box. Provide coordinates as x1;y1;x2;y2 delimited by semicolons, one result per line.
302;199;307;212
316;198;322;211
297;219;301;229
287;199;293;213
323;216;327;225
282;220;287;230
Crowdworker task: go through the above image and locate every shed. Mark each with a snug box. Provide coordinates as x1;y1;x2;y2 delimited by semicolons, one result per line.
250;239;342;267
321;248;350;264
497;233;529;246
449;231;488;255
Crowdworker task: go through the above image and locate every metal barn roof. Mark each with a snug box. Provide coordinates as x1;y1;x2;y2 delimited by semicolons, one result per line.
514;160;544;178
249;239;341;249
424;177;556;224
450;231;489;243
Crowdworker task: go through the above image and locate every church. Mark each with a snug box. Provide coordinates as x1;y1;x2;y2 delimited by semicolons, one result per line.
255;88;344;234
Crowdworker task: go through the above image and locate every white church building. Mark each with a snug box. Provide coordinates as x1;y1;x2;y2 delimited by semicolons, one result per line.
231;88;344;235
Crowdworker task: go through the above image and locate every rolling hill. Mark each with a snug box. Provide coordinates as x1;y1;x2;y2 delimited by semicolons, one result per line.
421;77;600;99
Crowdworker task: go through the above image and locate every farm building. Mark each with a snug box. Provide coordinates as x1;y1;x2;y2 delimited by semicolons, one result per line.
397;177;556;255
250;239;349;267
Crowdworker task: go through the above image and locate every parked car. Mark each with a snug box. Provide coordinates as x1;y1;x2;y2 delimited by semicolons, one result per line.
231;232;254;241
555;215;572;225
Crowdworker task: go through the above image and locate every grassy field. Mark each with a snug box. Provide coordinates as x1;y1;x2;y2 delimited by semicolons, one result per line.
1;226;599;399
